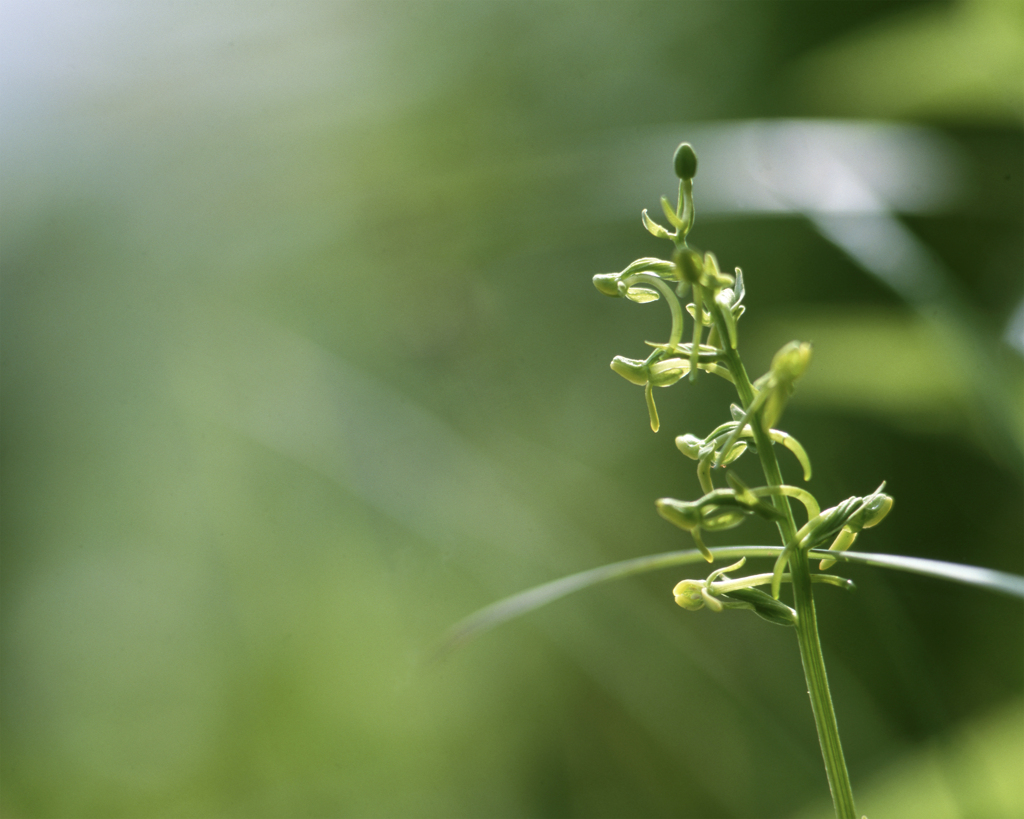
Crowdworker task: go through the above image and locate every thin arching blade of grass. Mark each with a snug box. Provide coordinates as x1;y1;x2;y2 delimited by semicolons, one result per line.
432;545;784;660
807;549;1024;599
435;546;1024;660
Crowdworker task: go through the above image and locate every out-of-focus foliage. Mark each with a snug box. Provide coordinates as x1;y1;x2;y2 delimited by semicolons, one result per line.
1;2;1021;817
798;699;1024;818
789;0;1024;124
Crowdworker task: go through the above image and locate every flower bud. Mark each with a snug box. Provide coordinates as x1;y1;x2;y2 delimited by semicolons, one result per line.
673;142;698;180
672;579;705;610
593;272;622;297
610;356;649;386
851;493;893;530
674;247;703;284
770;341;812;383
656;497;702;531
675;434;703;460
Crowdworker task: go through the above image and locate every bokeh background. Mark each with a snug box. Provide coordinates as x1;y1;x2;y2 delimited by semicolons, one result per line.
2;2;1022;817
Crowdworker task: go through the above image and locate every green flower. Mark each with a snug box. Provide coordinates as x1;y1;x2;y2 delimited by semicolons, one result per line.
610;355;691;432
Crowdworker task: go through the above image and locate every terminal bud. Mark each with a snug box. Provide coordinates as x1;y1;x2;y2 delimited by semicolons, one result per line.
673;142;698;180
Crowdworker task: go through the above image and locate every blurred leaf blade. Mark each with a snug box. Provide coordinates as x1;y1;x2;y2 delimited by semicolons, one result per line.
440;546;1024;657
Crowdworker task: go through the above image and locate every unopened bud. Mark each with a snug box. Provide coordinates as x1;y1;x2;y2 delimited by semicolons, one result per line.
656;497;702;531
675;434;703;459
610;356;649;386
672;579;705;610
770;341;812;383
851;493;893;530
674;247;703;284
593;272;622;297
673;143;698;180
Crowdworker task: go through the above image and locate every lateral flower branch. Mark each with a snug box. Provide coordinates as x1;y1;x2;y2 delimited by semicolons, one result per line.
592;143;893;819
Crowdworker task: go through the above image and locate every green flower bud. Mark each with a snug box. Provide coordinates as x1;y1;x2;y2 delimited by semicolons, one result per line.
673;142;698;180
656;497;702;531
674;246;703;284
852;493;893;529
675;434;703;460
610;356;688;391
800;485;890;561
593;272;622;297
814;494;889;571
770;341;813;383
798;495;863;549
672;579;705;610
759;341;813;429
610;356;649;386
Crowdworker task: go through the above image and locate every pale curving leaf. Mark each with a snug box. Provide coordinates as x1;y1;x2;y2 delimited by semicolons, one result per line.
810;549;1024;598
435;546;1024;659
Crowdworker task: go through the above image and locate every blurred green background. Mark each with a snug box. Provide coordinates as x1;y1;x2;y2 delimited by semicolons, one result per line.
2;2;1022;817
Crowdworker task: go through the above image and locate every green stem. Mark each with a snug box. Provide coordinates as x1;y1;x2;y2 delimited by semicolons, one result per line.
789;555;856;819
710;301;856;819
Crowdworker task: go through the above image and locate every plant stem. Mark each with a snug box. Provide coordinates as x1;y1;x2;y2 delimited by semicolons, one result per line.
789;550;856;819
712;304;856;819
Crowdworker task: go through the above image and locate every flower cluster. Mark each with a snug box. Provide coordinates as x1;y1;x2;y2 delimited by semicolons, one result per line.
593;143;892;619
